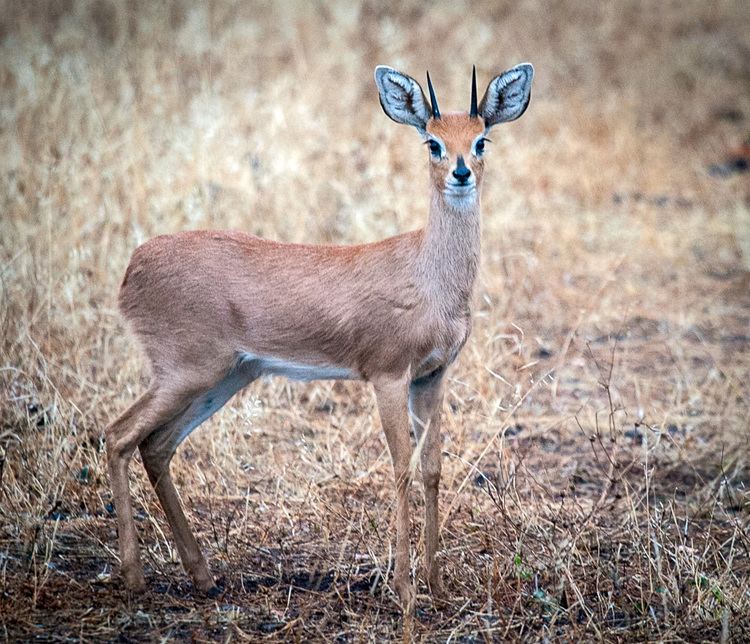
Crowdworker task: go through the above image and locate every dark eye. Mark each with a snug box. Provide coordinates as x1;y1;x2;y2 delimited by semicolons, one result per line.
428;140;442;158
475;138;486;156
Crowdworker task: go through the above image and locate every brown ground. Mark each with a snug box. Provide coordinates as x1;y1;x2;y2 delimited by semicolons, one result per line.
1;1;749;641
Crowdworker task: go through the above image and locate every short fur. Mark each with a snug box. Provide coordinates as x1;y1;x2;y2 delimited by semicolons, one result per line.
106;63;534;611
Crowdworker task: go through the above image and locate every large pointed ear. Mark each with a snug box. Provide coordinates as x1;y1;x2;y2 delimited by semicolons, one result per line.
374;66;432;132
479;63;534;128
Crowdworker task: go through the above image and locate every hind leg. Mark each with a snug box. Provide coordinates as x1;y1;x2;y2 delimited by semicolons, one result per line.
106;386;196;591
138;366;257;591
139;422;214;592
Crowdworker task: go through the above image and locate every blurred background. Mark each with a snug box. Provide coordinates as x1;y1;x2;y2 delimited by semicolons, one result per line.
1;1;748;640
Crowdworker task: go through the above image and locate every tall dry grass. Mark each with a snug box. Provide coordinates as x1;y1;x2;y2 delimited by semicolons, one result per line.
1;1;749;640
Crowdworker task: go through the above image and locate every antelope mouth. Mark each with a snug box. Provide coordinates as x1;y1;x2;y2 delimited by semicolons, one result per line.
444;181;477;201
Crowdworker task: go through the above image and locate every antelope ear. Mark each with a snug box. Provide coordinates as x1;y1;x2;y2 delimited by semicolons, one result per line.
479;63;534;128
374;66;431;132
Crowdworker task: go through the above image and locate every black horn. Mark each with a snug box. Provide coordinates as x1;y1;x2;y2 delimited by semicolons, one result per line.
426;70;440;119
470;65;478;118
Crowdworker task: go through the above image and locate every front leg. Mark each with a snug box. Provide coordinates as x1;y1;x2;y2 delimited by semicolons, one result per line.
409;369;445;597
372;373;414;611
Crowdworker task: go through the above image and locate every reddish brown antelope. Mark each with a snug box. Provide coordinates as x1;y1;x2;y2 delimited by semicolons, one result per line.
106;63;533;609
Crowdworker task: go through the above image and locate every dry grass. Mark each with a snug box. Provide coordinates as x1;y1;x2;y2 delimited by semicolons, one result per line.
1;0;749;641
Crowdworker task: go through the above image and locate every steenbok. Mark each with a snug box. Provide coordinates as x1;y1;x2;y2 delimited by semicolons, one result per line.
106;63;534;609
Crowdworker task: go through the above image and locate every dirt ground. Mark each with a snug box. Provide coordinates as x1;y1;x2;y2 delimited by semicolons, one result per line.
1;1;749;641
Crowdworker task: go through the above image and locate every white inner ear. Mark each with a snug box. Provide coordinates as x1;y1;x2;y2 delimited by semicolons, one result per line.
482;65;533;126
375;67;430;130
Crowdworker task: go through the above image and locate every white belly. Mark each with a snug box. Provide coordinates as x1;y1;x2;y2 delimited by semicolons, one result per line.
238;352;357;382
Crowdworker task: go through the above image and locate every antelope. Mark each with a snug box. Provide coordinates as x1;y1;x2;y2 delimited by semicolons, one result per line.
106;63;534;609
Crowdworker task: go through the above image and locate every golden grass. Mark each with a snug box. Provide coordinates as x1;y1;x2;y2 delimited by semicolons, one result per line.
1;1;749;640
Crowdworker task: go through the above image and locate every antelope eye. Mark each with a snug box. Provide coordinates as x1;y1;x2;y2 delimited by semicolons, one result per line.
475;138;486;155
427;140;442;158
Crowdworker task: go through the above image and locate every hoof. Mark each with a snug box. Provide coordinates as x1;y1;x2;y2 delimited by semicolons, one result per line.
428;576;446;601
193;574;220;597
123;570;147;593
205;584;222;599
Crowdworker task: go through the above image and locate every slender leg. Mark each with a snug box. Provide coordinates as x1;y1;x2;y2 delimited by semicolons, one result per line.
409;370;446;597
139;436;215;592
137;366;257;592
105;386;194;591
372;373;414;611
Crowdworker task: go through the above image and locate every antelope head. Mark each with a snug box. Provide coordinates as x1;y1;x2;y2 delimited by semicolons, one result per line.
375;64;534;208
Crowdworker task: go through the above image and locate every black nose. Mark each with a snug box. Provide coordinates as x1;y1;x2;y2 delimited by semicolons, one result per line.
453;156;471;184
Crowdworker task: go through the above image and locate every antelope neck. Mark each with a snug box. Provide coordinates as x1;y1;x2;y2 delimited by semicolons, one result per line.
416;190;481;308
